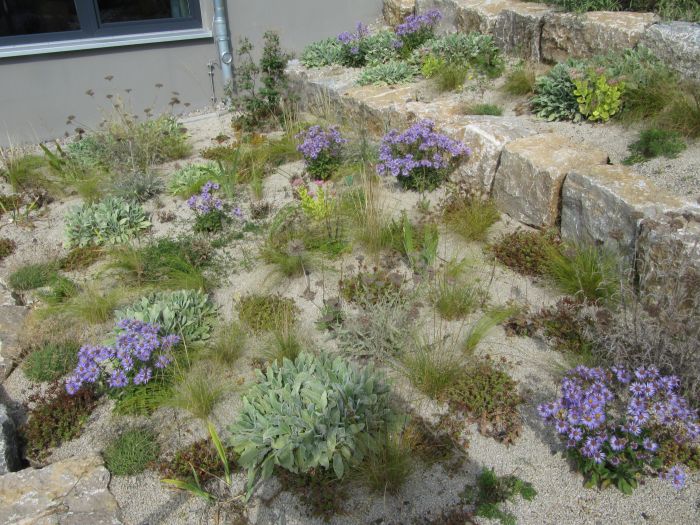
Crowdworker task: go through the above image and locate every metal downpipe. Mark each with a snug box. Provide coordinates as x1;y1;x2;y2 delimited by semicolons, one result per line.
212;0;233;87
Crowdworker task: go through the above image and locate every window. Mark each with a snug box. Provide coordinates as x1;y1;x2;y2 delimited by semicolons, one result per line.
0;0;202;46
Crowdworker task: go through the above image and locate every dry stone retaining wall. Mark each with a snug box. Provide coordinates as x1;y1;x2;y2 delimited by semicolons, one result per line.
287;58;700;288
402;0;700;81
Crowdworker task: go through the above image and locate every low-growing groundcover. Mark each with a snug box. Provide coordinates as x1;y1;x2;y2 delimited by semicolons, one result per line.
229;352;393;498
104;428;160;476
539;365;700;493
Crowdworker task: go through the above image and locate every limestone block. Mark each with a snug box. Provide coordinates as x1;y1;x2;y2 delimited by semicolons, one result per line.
384;0;416;26
637;208;700;299
561;164;685;261
641;22;700;83
0;455;122;524
542;11;658;63
493;134;608;228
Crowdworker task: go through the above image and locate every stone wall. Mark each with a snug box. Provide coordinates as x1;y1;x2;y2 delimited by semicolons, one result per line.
386;0;700;82
286;59;700;289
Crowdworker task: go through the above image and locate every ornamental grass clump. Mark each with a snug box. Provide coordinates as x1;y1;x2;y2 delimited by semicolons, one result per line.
229;352;392;499
394;10;442;55
539;365;700;493
64;319;181;395
376;120;470;191
296;126;346;180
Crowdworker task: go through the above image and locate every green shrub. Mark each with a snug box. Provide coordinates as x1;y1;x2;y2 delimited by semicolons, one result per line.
301;37;343;68
489;229;560;276
231;31;292;131
117;290;216;341
462;467;537;525
624;128;687;164
465;103;503;116
104;429;160;476
23;341;80;382
238;294;299;333
64;197;150;248
445;359;523;444
168;163;222;197
0;237;17;260
109;237;211;291
111;171;164;203
229;352;392;498
8;262;58;290
21;383;99;462
357;60;419;86
545;243;619;302
419;33;504;77
573;69;625;122
531;61;583;121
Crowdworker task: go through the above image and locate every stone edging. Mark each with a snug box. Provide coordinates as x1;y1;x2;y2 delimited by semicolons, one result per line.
286;60;700;290
383;0;700;82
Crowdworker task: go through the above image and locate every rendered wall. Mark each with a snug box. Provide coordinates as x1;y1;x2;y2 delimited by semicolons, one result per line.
0;0;382;145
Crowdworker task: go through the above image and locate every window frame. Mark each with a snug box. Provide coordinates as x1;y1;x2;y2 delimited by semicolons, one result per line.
0;0;203;47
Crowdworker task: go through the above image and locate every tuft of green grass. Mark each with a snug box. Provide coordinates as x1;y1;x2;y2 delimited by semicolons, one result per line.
264;323;305;364
656;84;700;138
462;467;537;525
465;103;503;116
23;341;80;382
503;64;537;96
59;246;104;271
205;320;247;366
108;237;211;291
260;239;312;278
545;243;619;302
104;428;160;476
238;294;299;333
0;149;47;192
355;428;414;494
464;307;515;354
623;128;687;164
167;365;226;420
403;339;463;399
433;278;480;321
63;286;125;324
436;63;470;92
8;262;58;291
442;196;500;241
38;276;79;306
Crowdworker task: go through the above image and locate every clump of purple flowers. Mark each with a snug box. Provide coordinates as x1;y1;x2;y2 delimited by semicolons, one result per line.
187;181;223;214
376;119;469;191
539;365;699;493
296;125;346;180
65;319;180;395
187;181;241;233
337;22;370;67
395;10;441;53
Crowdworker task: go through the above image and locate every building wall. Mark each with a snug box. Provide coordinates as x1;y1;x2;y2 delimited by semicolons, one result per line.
0;0;382;146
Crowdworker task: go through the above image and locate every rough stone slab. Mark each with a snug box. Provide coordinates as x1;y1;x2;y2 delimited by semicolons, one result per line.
384;0;416;26
641;22;700;83
493;134;608;228
637;208;700;298
443;116;536;193
542;11;658;63
0;305;28;380
417;0;552;60
561;164;686;262
0;454;122;524
0;403;20;475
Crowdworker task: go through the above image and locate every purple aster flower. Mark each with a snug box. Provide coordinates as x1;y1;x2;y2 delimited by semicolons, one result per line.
661;465;686;490
642;438;658;452
108;369;129;388
133;367;153;385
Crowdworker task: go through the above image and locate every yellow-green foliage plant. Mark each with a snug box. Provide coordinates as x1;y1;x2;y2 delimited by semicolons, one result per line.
573;70;624;122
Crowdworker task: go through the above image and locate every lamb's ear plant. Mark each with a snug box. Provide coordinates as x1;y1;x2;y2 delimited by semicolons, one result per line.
229;352;392;500
64;197;150;248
